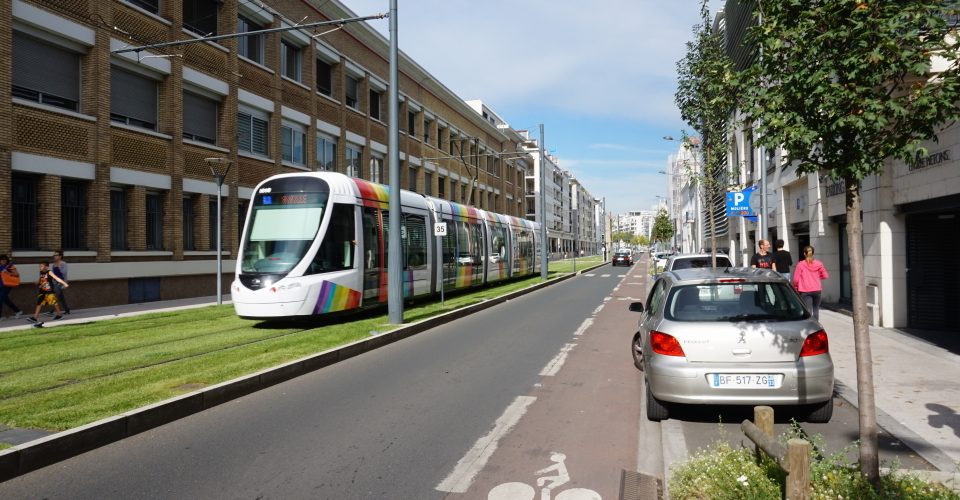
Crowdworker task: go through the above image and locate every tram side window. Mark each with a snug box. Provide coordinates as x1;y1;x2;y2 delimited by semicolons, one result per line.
362;208;380;272
469;222;483;269
404;215;427;269
490;224;507;264
308;204;355;274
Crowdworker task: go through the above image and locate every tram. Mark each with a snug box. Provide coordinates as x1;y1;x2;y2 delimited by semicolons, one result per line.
232;172;542;319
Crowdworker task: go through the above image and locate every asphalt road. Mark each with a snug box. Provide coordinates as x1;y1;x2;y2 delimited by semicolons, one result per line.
0;265;627;499
0;257;936;498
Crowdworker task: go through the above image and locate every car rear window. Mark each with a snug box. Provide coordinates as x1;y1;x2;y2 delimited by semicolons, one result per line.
664;282;808;322
671;256;732;270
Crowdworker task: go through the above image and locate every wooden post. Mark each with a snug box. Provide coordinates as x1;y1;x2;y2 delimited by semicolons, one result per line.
786;438;811;500
754;406;774;462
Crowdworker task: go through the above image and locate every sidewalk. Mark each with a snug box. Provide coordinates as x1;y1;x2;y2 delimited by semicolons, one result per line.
818;309;960;482
0;296;227;334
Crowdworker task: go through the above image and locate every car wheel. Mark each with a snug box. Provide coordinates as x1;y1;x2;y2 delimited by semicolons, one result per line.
631;332;644;370
645;381;669;421
807;397;834;423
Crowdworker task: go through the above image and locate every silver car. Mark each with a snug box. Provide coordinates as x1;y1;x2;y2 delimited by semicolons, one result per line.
630;268;834;422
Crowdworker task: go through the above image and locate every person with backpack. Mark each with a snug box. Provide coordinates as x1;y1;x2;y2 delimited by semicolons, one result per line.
27;260;68;326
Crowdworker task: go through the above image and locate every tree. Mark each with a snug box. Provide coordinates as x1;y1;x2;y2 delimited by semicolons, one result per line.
650;208;675;245
740;1;960;485
675;0;740;268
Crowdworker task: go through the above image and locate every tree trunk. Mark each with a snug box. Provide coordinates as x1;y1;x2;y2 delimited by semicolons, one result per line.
845;174;879;485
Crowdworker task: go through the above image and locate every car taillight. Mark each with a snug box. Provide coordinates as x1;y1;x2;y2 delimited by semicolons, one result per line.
800;330;829;357
650;331;685;357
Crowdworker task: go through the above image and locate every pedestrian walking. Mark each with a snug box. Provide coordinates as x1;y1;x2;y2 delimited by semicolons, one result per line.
793;245;829;320
0;254;24;320
750;239;776;270
27;261;68;326
51;249;70;314
773;239;793;281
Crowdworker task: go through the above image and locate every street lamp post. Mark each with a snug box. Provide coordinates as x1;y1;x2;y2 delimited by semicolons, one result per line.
206;157;232;306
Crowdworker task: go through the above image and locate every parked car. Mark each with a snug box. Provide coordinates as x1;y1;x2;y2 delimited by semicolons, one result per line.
664;253;733;272
612;249;633;266
629;268;834;422
651;251;674;274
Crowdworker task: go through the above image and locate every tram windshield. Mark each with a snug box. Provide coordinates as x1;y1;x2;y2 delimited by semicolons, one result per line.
242;178;330;274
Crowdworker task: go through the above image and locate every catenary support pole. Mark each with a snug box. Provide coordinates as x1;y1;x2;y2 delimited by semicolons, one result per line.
387;0;402;325
539;124;548;280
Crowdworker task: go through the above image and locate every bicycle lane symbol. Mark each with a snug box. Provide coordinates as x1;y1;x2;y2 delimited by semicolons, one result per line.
487;452;601;500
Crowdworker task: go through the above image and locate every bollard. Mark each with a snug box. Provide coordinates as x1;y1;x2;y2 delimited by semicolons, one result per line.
754;406;774;463
786;438;811;500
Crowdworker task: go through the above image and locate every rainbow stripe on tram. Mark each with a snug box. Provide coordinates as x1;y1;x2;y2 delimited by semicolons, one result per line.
314;281;362;313
353;179;390;208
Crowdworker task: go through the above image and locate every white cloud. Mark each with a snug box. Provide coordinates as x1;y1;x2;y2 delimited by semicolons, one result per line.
341;0;701;126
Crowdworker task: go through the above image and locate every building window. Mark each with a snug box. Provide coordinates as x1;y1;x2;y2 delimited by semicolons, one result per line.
183;0;219;36
346;144;362;178
345;75;359;109
408;166;418;192
12;175;38;250
61;180;86;250
182;196;195;251
317;59;333;96
12;31;81;112
111;67;158;130
237;107;269;156
146;192;164;250
370;154;384;183
208;200;224;250
424;172;433;196
316;133;337;171
423;119;433;144
281;121;306;165
436;126;443;149
183;91;218;144
408;110;417;136
280;39;302;82
111;189;127;250
127;0;159;13
237;200;248;238
237;15;264;64
369;89;382;120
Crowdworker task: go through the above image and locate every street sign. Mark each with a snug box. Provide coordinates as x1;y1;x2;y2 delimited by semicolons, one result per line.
726;185;757;216
433;222;447;236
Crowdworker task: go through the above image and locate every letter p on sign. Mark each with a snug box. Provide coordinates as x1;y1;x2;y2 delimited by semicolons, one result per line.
734;192;745;205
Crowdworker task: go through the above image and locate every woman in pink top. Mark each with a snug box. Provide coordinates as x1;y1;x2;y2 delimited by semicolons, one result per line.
792;245;829;319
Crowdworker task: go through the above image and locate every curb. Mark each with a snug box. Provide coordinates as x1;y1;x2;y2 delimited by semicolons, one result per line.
0;264;606;482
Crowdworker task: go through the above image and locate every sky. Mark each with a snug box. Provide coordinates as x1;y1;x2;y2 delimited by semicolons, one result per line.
336;0;708;216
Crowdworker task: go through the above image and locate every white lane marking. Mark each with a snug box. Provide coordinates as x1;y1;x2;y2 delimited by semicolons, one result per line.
618;274;627;277
435;395;538;493
592;304;604;315
539;343;577;376
600;273;610;277
603;296;612;302
573;318;594;337
584;273;595;277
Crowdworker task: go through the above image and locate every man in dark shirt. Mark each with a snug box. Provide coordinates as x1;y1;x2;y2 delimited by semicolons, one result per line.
750;239;775;270
772;239;793;280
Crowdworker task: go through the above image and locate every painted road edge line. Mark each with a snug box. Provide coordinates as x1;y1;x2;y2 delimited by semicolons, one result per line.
539;343;577;376
435;395;537;493
573;318;594;336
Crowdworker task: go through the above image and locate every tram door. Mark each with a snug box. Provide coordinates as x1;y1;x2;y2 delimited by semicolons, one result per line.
361;207;385;303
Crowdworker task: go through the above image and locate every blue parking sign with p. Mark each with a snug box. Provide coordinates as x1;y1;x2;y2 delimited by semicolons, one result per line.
726;185;756;216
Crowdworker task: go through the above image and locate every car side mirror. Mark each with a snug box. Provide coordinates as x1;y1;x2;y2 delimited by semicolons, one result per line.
629;302;644;313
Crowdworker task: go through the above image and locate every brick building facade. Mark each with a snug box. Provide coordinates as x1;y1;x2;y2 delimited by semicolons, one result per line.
1;0;532;311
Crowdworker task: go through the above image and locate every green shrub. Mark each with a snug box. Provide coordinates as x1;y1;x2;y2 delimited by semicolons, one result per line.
669;442;781;499
669;433;959;500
